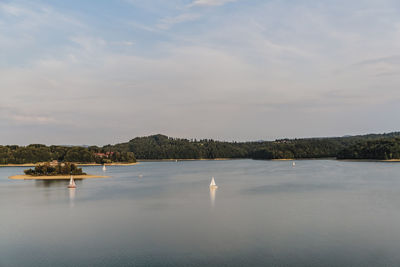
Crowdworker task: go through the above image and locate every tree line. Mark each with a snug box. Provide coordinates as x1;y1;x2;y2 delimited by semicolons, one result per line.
107;132;400;160
337;138;400;160
0;145;135;164
1;132;400;164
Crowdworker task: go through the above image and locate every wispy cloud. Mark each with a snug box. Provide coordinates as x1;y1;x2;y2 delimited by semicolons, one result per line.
2;0;400;144
189;0;238;7
354;55;400;66
0;3;26;16
335;55;400;77
157;13;201;29
11;114;56;125
0;106;57;126
0;2;85;29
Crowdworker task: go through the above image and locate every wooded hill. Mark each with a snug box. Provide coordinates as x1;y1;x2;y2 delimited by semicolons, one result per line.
1;132;400;164
106;132;400;160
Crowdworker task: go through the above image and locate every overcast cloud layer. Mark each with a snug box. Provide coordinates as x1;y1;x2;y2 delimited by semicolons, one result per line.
1;0;400;145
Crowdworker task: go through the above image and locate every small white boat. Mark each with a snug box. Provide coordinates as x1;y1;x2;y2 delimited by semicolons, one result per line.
138;174;143;178
102;165;107;171
292;162;296;166
210;177;218;189
68;175;76;188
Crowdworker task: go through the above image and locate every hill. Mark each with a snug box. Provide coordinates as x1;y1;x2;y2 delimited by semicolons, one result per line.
106;132;400;160
1;132;400;164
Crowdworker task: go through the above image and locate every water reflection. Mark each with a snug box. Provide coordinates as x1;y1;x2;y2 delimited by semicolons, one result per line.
69;188;76;208
35;179;68;187
5;160;400;266
34;179;82;188
209;187;217;208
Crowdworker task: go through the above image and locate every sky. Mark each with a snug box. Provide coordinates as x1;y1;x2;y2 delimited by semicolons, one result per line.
1;0;400;145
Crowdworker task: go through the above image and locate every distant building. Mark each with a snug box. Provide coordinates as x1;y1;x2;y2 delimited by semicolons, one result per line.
50;160;59;166
94;152;114;158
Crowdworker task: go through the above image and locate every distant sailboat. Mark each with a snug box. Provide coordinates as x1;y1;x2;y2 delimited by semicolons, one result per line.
68;175;76;188
210;177;218;189
292;162;296;167
102;165;107;171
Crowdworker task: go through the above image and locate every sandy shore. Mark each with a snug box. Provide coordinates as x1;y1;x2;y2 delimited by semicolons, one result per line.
0;162;138;167
9;174;109;180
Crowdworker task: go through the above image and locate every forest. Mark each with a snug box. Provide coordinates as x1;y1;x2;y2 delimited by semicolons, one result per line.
1;132;400;164
107;132;400;160
336;138;400;160
0;145;136;164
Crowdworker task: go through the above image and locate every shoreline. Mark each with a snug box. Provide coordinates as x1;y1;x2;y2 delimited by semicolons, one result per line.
337;159;400;162
9;174;110;180
0;162;138;167
2;159;400;167
77;162;138;166
137;158;239;162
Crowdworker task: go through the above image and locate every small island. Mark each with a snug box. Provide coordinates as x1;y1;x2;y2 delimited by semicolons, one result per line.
9;162;109;180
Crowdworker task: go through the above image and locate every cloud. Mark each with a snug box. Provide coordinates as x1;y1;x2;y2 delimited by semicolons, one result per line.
354;55;400;66
115;41;135;46
10;114;56;125
157;13;202;29
189;0;238;7
337;55;400;77
0;106;57;126
2;0;400;144
0;2;84;29
0;3;26;16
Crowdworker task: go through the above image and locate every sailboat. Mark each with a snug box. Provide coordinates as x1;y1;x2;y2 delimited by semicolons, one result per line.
292;161;296;167
210;177;218;189
68;175;76;188
102;165;107;171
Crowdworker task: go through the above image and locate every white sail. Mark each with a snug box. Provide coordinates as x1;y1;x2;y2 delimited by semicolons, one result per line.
292;162;295;166
210;177;218;188
68;175;76;188
102;165;107;171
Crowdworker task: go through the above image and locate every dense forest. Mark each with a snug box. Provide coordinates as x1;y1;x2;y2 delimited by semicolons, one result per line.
107;132;400;160
337;138;400;160
0;145;135;164
1;132;400;164
105;134;249;159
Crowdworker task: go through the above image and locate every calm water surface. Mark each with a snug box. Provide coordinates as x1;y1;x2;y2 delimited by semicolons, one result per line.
1;160;400;266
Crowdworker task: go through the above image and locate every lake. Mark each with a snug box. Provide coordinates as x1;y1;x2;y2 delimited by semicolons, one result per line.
1;159;400;266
